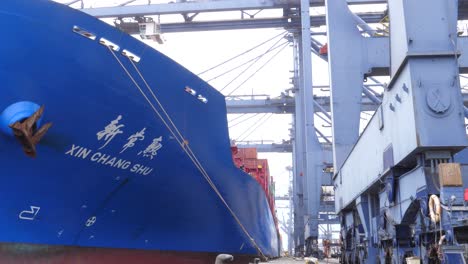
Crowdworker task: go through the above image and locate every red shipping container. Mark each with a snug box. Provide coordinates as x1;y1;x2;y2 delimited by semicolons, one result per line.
234;148;244;160
257;159;270;194
243;159;258;169
239;148;246;157
243;148;258;159
230;146;238;155
231;146;277;223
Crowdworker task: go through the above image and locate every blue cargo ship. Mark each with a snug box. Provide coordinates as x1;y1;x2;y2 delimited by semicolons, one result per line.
0;0;280;262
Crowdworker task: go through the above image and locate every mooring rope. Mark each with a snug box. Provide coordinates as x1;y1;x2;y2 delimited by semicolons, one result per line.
106;46;267;259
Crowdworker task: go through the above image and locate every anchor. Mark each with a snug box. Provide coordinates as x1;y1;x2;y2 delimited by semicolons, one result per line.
9;105;52;158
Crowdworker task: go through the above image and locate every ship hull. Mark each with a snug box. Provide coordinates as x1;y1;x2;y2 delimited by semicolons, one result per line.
0;0;279;260
0;243;256;264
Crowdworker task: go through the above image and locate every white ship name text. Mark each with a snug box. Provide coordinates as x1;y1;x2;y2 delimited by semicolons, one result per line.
65;144;154;176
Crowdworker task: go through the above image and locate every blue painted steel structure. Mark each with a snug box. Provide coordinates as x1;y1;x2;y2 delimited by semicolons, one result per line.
328;0;468;263
0;0;279;259
69;0;468;257
65;0;334;254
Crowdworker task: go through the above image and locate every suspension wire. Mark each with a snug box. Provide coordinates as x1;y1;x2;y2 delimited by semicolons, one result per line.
197;30;286;76
226;42;289;96
105;47;267;259
207;41;288;83
242;113;273;141
228;113;261;129
235;114;268;141
220;36;287;93
228;113;248;123
237;113;273;142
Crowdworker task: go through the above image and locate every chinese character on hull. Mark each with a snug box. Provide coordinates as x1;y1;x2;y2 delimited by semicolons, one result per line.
139;136;163;159
121;127;146;153
97;115;125;149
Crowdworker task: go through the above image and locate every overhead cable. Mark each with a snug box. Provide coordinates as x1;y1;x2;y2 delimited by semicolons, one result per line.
207;42;288;83
228;113;247;123
234;114;268;140
197;30;286;76
237;113;273;141
220;37;287;93
238;113;273;141
228;113;260;128
226;42;289;95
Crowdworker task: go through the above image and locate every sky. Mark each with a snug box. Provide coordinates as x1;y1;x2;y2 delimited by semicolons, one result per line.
55;0;394;250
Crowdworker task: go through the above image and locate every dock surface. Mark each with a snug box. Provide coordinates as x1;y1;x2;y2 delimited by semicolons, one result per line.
262;258;340;264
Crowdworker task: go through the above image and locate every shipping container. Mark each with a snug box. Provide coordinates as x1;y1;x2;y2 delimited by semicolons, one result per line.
243;148;258;159
230;146;277;224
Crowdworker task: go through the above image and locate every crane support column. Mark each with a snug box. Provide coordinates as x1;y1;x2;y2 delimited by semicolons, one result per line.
292;34;306;255
325;0;364;170
291;0;324;256
329;0;468;263
299;0;323;256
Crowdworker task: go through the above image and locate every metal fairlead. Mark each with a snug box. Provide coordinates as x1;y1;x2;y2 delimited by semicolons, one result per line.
9;105;52;158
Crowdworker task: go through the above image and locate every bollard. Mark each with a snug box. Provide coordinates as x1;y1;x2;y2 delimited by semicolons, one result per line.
249;258;260;264
215;254;234;264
